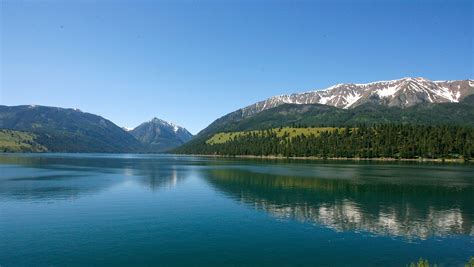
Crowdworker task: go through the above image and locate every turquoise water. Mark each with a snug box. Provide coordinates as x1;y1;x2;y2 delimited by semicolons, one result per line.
0;154;473;266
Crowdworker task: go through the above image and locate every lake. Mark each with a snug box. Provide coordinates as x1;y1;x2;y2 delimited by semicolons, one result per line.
0;154;473;266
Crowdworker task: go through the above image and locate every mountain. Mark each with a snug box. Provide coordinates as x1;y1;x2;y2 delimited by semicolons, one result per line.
242;78;473;116
174;97;474;158
194;78;474;137
0;105;142;152
219;95;474;132
0;105;193;153
192;95;474;144
130;118;193;152
174;82;474;154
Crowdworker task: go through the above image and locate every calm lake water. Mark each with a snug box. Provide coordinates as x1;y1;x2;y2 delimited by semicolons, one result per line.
0;154;473;266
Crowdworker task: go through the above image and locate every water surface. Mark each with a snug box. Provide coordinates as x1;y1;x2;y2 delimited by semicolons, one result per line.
0;154;473;266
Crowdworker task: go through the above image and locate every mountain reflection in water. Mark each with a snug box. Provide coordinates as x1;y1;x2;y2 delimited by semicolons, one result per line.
0;154;190;200
204;167;474;239
1;154;473;240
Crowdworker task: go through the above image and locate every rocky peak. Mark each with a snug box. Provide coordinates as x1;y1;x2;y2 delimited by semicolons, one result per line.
241;78;473;117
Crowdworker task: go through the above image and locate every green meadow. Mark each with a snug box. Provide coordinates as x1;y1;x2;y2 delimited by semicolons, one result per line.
0;129;47;152
206;127;347;145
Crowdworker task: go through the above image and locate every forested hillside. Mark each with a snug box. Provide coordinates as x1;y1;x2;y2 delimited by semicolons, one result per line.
195;95;474;139
174;125;473;160
0;105;142;152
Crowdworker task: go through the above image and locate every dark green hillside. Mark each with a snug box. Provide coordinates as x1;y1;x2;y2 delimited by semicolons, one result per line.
175;124;473;160
202;95;474;136
174;96;474;158
0;105;142;152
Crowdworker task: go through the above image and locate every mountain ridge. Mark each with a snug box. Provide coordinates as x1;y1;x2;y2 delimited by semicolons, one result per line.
173;96;474;158
175;91;474;155
175;78;474;153
0;105;142;152
241;78;473;117
0;105;193;153
190;77;473;138
1;78;472;154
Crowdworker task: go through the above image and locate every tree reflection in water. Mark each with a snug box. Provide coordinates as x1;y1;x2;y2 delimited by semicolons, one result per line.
204;167;473;239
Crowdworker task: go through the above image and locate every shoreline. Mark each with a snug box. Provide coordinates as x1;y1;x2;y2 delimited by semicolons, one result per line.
179;154;470;163
0;152;470;163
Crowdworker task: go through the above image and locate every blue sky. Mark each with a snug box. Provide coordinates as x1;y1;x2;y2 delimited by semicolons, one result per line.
1;0;472;134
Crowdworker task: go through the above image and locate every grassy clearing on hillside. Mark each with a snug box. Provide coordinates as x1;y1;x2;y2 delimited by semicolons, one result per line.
207;127;347;145
0;129;47;152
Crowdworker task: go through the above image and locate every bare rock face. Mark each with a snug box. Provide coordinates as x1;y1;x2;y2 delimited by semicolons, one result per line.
241;78;474;117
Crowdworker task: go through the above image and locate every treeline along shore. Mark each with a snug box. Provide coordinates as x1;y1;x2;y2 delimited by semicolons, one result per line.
173;124;474;161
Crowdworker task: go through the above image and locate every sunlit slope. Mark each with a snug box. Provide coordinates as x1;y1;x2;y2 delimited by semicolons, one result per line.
207;127;347;145
0;129;47;152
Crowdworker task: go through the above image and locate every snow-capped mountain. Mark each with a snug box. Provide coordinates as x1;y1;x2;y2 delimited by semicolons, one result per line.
242;78;474;117
130;117;193;152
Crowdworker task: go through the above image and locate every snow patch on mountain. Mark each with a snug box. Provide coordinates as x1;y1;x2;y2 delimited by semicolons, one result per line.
241;77;474;116
318;95;336;105
344;92;362;108
353;79;402;87
434;86;460;102
148;117;183;133
377;85;400;98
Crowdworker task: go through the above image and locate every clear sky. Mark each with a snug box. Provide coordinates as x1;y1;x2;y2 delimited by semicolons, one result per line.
1;0;472;134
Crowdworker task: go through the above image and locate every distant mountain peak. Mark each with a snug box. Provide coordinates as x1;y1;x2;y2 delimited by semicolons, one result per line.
130;117;193;152
241;78;473;117
149;117;183;133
